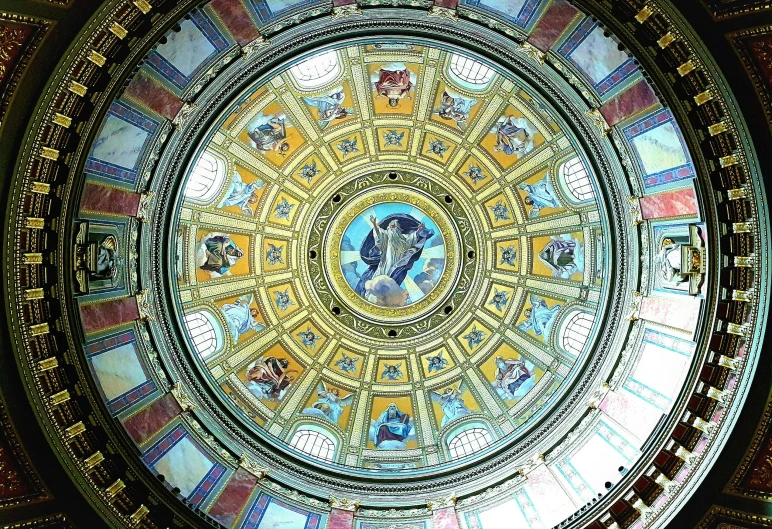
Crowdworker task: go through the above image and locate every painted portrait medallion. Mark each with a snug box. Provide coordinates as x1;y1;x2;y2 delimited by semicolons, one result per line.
338;201;446;309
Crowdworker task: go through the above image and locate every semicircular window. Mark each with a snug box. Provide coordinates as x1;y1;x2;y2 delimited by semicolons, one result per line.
559;310;596;357
289;428;336;461
183;310;223;359
184;150;226;205
448;53;494;90
289;50;341;89
559;156;595;203
448;427;494;460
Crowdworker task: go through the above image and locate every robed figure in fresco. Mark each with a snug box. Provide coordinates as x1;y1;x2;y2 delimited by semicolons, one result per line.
354;214;434;298
247;115;290;155
518;174;561;218
494;116;534;156
246;356;295;400
538;237;582;278
519;294;562;339
199;235;244;275
218;171;265;216
221;294;265;344
303;382;353;425
374;68;413;107
303;89;353;129
372;403;413;448
493;356;531;399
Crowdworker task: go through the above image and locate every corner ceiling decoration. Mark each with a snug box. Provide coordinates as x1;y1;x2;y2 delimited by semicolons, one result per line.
3;1;768;529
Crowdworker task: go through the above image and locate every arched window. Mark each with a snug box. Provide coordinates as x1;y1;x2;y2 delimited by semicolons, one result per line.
289;50;340;89
560;311;596;357
184;151;226;204
448;53;494;88
448;428;493;460
560;157;595;202
183;310;224;359
289;429;336;461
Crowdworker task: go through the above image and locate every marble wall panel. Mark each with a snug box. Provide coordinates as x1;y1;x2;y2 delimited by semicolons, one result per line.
559;19;637;96
432;507;461;529
142;425;224;502
467;497;530;528
124;69;184;120
207;467;259;528
525;464;577;527
600;389;663;444
85;331;155;414
209;0;262;46
122;393;182;445
527;0;580;53
639;295;701;335
639;186;699;219
79;182;141;216
461;0;544;28
86;101;159;186
248;0;327;25
599;79;658;126
328;508;355;529
623;109;695;189
79;296;139;334
240;492;323;529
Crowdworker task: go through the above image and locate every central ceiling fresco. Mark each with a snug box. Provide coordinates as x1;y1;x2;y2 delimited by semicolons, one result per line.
174;41;605;472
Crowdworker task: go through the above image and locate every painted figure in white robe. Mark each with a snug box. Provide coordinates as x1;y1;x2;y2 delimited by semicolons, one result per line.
431;384;471;427
217;171;265;216
221;294;265;344
303;382;353;425
493;356;531;399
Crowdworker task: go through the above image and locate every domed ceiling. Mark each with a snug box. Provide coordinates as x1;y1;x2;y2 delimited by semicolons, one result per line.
3;0;768;528
174;41;607;473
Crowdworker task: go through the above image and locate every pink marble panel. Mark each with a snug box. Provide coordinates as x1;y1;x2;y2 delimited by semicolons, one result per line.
639;296;701;336
124;69;184;120
432;507;461;529
433;0;459;8
122;393;182;445
209;0;262;46
528;0;580;53
79;296;140;335
80;182;141;217
639;187;699;219
207;467;259;527
600;389;662;444
328;508;355;529
599;79;659;126
525;465;576;527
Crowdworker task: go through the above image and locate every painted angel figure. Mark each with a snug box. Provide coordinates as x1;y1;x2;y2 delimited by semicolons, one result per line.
265;244;284;266
381;363;403;381
493;115;536;156
463;325;485;349
425;351;449;373
431;384;471;427
335;353;359;373
518;294;561;339
297;327;321;349
217;171;265;216
488;288;509;312
374;67;413;108
274;289;293;312
436;90;477;130
303;382;354;424
303;89;354;129
493;356;532;400
518;174;561;218
221;293;265;344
